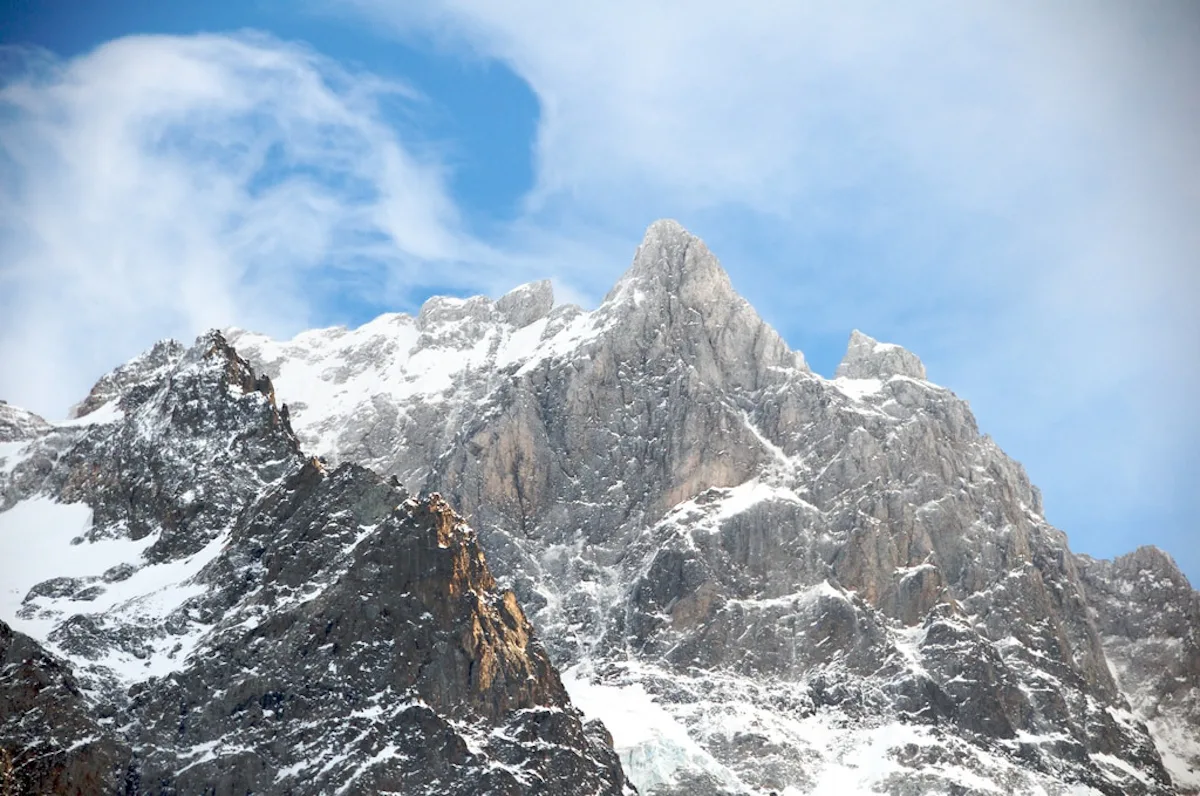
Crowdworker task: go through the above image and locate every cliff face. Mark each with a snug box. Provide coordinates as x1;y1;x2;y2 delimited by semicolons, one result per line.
0;620;129;795
1;220;1195;794
0;332;631;795
220;219;1198;795
1077;547;1200;794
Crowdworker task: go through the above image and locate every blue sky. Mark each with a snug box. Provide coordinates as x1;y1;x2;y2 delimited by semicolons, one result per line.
1;1;1197;583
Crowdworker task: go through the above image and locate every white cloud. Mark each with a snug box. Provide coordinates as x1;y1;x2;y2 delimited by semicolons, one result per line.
1;6;1196;570
347;0;1199;564
0;32;488;418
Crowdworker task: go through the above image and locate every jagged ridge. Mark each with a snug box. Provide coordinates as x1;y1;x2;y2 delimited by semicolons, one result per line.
0;332;632;795
1;221;1197;795
215;220;1199;795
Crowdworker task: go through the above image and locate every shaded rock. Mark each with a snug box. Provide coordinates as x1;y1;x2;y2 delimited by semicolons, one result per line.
0;620;131;795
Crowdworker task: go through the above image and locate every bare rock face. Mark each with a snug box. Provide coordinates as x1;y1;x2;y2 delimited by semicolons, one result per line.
496;279;555;328
835;328;927;380
124;470;630;795
0;333;632;795
0;402;50;443
68;338;185;419
219;220;1197;795
5;220;1195;795
1077;547;1200;794
0;620;131;794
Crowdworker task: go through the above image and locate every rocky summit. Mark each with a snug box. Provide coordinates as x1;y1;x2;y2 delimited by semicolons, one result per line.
0;220;1196;795
0;332;629;795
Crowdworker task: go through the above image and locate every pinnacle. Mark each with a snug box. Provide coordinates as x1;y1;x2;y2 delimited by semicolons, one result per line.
835;329;927;380
604;219;734;305
1115;545;1188;583
496;279;554;328
642;217;690;242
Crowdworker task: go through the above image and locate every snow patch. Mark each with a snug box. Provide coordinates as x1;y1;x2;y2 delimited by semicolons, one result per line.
0;498;142;637
59;400;124;426
831;378;883;401
0;496;229;681
0;441;30;475
495;317;549;368
1146;715;1200;792
561;667;743;793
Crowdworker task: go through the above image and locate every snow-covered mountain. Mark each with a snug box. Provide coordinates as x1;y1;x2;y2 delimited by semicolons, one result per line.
0;220;1196;794
0;336;630;794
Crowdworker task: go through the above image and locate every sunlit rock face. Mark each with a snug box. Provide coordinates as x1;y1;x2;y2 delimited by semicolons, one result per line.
2;219;1195;795
222;220;1197;795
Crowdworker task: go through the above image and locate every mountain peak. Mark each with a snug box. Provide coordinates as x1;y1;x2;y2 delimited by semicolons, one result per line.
0;401;50;442
605;219;732;305
1113;545;1192;589
496;279;554;328
642;217;691;243
835;329;927;380
70;338;185;419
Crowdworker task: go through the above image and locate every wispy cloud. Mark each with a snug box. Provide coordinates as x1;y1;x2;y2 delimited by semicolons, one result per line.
1;6;1197;573
343;0;1200;569
0;32;488;418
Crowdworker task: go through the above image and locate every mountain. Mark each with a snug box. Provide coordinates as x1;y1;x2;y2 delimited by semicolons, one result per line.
0;219;1195;795
0;334;631;794
223;220;1196;795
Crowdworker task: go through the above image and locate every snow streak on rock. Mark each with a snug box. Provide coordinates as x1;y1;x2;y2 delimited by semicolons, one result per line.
0;331;631;795
1;219;1196;795
223;220;1197;796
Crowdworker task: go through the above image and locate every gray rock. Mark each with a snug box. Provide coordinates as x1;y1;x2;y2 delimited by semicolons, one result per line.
835;328;927;380
1077;547;1200;794
0;402;50;443
219;219;1192;794
68;338;185;418
0;333;633;795
497;280;555;328
7;219;1196;795
0;620;132;794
